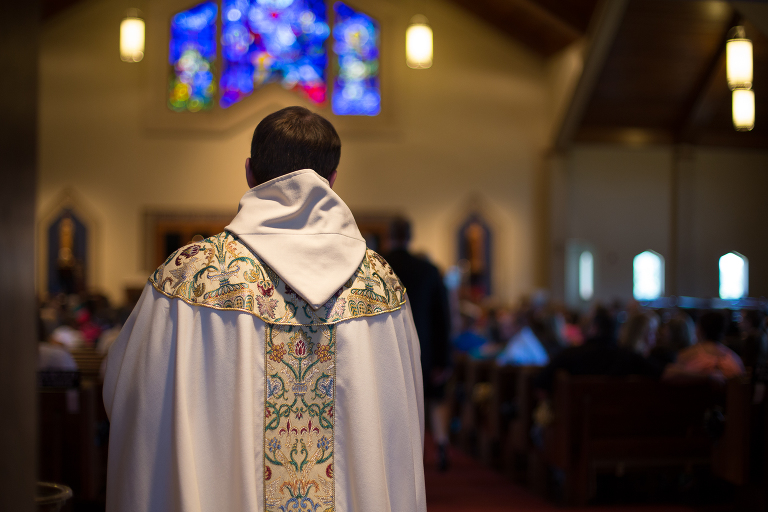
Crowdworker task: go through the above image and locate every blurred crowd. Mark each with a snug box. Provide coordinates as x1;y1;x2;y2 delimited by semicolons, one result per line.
37;291;139;377
450;294;765;384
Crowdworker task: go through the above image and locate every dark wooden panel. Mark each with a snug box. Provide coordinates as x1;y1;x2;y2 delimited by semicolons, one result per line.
580;0;735;130
446;0;595;56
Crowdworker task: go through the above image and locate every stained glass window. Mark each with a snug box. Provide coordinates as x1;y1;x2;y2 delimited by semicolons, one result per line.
332;2;380;115
169;2;218;112
219;0;330;108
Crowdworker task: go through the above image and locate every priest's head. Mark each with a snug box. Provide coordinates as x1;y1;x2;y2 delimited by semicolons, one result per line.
246;106;341;189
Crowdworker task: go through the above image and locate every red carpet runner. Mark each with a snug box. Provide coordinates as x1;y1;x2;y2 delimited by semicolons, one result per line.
423;438;697;512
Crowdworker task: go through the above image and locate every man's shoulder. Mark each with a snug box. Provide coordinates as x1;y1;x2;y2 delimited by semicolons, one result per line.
149;232;407;324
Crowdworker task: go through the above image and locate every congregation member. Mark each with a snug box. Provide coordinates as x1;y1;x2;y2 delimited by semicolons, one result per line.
452;301;491;357
534;305;661;393
618;310;659;357
496;310;549;366
664;311;745;382
104;107;426;512
649;311;695;367
386;217;453;471
737;309;767;370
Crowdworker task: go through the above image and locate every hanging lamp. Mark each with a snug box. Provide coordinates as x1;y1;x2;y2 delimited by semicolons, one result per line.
120;8;145;62
727;26;754;131
406;15;433;69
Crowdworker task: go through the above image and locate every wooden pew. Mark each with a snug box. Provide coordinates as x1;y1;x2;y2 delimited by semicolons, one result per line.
503;366;541;481
544;372;721;505
38;380;109;509
458;358;495;454
711;375;752;485
477;363;518;469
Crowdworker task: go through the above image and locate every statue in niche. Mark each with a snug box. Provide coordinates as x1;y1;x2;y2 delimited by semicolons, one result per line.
457;215;492;300
48;210;88;296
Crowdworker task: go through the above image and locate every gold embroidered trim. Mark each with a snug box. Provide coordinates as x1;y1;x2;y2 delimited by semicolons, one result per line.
264;324;336;512
148;231;406;326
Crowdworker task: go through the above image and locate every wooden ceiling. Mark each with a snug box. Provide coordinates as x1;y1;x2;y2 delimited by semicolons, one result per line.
574;0;768;148
445;0;601;57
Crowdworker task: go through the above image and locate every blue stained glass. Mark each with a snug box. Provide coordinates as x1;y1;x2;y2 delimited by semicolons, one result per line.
332;2;380;116
169;2;218;112
220;0;330;108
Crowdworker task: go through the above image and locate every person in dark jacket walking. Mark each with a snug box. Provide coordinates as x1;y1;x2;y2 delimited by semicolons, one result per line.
386;217;452;470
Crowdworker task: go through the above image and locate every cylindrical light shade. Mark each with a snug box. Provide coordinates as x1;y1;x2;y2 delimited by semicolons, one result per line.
732;89;755;131
120;16;145;62
406;16;432;69
726;37;753;90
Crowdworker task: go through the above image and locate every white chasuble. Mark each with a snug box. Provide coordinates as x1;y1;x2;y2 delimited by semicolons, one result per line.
104;170;426;512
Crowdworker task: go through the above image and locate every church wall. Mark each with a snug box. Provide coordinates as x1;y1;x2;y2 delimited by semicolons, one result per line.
563;145;673;303
37;0;552;305
684;148;768;299
560;144;768;303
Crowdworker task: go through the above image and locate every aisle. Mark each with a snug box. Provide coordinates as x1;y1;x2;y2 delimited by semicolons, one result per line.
423;439;698;512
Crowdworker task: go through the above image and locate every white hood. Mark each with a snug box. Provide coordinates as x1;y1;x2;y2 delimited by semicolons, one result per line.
225;169;367;310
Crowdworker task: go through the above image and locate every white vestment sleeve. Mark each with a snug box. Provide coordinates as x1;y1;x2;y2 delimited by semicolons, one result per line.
334;298;426;512
103;284;266;512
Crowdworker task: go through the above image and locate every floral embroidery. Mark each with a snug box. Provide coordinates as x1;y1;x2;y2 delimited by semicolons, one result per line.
269;343;287;363
265;324;336;511
258;281;274;296
315;344;332;363
256;295;278;318
150;231;406;326
147;231;407;512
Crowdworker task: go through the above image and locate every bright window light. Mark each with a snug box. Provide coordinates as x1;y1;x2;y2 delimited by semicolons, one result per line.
633;250;664;301
578;251;594;301
719;252;748;299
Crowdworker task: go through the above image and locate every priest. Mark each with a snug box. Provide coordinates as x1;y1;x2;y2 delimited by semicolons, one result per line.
103;106;426;512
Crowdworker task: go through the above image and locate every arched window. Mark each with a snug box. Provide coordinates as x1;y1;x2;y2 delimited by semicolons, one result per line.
633;250;664;301
578;250;594;301
719;252;748;299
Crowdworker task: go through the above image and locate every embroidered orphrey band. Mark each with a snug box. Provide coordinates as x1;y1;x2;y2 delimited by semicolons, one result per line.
264;324;336;512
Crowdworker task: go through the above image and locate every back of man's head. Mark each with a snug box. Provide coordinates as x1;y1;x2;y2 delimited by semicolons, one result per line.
698;311;726;343
250;106;341;184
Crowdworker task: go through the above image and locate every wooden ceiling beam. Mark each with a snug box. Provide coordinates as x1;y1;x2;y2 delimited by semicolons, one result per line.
675;11;740;144
526;0;596;34
554;0;629;151
446;0;583;56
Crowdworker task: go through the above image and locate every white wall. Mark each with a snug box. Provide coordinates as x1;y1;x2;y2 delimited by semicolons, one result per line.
555;144;768;303
37;0;552;305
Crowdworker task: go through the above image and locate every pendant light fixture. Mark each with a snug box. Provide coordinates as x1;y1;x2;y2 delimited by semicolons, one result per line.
406;15;433;69
727;26;754;131
120;8;145;62
732;89;755;131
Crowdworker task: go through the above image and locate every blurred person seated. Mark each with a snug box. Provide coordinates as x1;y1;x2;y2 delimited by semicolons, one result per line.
452;301;492;358
38;319;78;372
650;311;695;367
562;310;584;346
535;305;662;393
618;310;659;357
664;310;745;382
496;309;549;366
737;309;767;370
